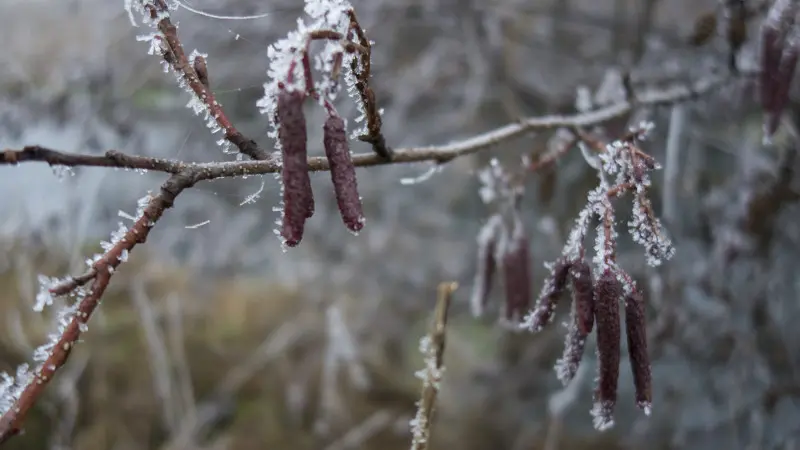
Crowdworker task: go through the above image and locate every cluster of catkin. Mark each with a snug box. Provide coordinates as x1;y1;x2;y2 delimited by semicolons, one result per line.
471;218;651;429
470;124;668;430
470;212;532;323
530;261;650;430
761;0;800;139
275;86;365;247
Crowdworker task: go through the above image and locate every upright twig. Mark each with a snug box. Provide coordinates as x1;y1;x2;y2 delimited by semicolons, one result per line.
409;282;457;450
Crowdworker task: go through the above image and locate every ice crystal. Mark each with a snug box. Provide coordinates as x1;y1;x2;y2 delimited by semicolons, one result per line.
628;196;675;266
257;0;358;152
33;275;59;312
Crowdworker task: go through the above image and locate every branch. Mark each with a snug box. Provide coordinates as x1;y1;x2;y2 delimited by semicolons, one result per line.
1;147;184;173
0;170;196;443
1;71;744;176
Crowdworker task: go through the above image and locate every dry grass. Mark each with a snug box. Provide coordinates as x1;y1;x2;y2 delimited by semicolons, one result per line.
0;239;632;449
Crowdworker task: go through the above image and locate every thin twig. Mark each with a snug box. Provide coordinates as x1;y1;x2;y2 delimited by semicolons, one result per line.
148;0;269;161
409;282;457;450
663;104;686;225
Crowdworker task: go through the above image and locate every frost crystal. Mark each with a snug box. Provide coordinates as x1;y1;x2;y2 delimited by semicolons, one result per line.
124;0;138;26
410;333;445;448
0;364;34;417
628;196;675;266
257;0;356;144
33;275;60;312
240;179;266;206
136;192;153;219
591;400;616;431
477;158;512;204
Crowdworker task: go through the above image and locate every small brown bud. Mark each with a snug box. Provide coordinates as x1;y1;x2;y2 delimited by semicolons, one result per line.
277;89;313;247
193;55;210;90
625;289;652;414
323;114;365;233
591;269;622;431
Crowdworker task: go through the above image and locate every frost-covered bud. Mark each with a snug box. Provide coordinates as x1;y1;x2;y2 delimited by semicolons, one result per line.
470;214;503;317
592;269;622;431
501;216;531;323
323;114;364;233
624;289;652;415
277;89;313;247
521;257;572;332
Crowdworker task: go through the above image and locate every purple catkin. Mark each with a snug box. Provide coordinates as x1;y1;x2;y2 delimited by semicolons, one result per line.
470;215;502;317
554;259;594;386
570;260;594;335
761;24;780;114
556;323;589;386
277;89;313;247
761;0;799;138
502;217;531;322
767;38;800;137
624;289;652;413
323;114;365;233
526;257;572;331
593;269;622;428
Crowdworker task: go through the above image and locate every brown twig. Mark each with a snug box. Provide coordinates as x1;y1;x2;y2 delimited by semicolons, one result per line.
1;147;185;173
1;70;745;177
147;0;269;161
0;170;197;443
409;282;457;450
346;9;392;159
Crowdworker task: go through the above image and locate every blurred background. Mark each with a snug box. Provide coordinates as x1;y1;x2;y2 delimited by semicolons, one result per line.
2;0;800;448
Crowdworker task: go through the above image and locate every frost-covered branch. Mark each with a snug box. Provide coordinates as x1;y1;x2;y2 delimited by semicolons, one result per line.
409;282;456;450
0;170;196;443
2;69;745;175
127;0;268;159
